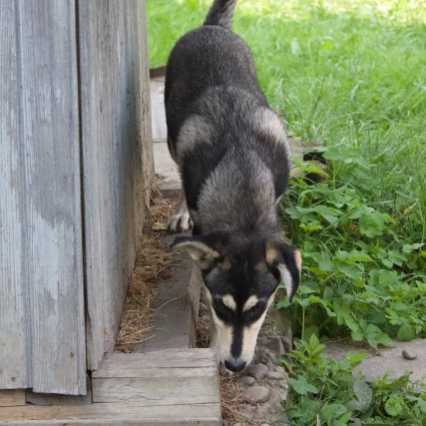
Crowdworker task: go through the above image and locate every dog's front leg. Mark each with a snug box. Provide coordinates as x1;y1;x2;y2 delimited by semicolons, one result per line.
168;192;193;233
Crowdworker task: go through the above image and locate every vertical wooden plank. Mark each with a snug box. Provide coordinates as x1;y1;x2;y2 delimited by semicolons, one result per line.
18;0;86;394
134;0;154;233
78;0;153;370
0;0;31;390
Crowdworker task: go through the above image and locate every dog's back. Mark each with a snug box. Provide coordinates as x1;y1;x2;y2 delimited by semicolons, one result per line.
165;0;291;236
165;26;266;140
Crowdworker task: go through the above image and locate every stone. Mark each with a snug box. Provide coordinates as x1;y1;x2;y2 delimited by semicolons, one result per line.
267;370;286;380
240;376;256;387
246;363;269;381
402;349;417;360
280;383;289;402
260;348;277;364
266;336;286;357
327;339;426;383
242;385;271;404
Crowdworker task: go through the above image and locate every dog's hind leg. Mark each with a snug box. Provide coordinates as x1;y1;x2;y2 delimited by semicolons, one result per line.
168;192;193;233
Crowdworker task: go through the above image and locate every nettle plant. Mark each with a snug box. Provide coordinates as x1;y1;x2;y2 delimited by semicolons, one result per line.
283;335;426;426
279;148;426;348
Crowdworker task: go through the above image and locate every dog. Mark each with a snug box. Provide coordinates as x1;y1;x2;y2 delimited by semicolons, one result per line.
165;0;301;372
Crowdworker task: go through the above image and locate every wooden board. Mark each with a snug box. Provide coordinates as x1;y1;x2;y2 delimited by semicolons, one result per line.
92;376;220;405
93;349;217;377
0;402;221;425
0;0;31;390
78;0;152;371
92;349;220;407
0;391;26;407
0;0;86;395
17;0;86;395
94;367;216;379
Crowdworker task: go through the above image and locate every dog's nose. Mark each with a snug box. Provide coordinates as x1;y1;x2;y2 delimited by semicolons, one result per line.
224;359;246;372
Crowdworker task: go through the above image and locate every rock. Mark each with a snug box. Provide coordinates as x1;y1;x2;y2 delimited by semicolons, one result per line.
280;383;289;401
402;349;417;360
239;403;256;420
246;363;269;381
256;349;275;364
242;385;271;404
327;339;426;383
240;375;256;387
267;370;286;380
254;388;284;421
266;336;286;357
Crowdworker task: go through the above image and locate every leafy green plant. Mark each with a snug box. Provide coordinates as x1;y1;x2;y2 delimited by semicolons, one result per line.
279;149;426;348
284;335;426;425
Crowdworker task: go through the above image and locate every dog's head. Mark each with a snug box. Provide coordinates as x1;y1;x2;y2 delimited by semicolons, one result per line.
173;232;301;372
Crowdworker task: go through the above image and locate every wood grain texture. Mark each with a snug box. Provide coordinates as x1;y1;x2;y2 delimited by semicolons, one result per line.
93;349;217;377
0;402;221;425
135;0;154;211
78;0;152;371
93;375;220;405
18;0;86;395
92;350;219;407
0;391;26;407
0;0;86;394
94;366;217;379
0;0;31;390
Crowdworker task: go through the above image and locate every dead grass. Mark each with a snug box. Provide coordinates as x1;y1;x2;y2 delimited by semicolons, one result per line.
220;373;244;424
116;186;176;352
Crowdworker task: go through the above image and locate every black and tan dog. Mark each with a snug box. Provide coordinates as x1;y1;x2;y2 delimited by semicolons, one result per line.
165;0;301;372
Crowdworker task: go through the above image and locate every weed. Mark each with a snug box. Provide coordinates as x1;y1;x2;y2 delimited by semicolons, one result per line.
279;151;426;348
283;335;426;425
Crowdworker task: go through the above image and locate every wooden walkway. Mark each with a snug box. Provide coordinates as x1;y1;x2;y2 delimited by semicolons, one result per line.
0;349;222;425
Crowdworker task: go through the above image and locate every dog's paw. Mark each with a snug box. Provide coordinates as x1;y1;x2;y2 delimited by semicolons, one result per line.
168;211;193;233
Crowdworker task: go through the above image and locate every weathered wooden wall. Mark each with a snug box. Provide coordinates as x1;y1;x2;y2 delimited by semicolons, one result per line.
0;0;86;395
0;0;153;394
78;0;153;371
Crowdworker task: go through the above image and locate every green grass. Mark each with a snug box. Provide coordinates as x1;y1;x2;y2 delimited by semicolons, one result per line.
148;0;426;239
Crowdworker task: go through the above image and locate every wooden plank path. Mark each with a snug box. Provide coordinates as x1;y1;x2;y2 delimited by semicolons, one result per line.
0;349;222;425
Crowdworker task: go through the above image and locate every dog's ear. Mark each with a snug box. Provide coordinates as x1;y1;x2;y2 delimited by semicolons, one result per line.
265;240;301;302
172;236;221;270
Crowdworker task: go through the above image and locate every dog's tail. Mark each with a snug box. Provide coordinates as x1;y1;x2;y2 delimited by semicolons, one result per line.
204;0;237;29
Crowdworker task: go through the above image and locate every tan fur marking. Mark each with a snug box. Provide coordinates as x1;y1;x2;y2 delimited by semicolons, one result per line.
265;242;280;265
174;240;219;263
177;115;212;161
294;249;302;271
254;108;289;147
243;295;259;312
240;292;277;364
222;294;237;311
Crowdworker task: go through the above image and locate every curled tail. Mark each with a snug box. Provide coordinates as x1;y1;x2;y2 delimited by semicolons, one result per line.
204;0;237;29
